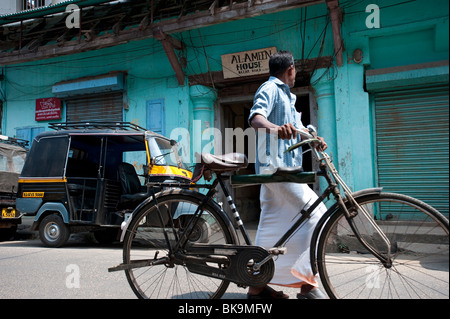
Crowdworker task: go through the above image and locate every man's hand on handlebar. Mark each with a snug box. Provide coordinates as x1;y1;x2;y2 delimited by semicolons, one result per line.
277;123;298;140
315;136;328;152
250;115;327;151
297;128;328;152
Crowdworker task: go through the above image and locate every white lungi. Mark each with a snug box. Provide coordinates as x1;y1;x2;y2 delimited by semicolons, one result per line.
255;182;327;287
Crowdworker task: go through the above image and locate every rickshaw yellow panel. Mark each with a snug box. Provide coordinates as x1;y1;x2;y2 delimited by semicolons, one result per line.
18;178;67;183
149;165;192;179
1;208;16;218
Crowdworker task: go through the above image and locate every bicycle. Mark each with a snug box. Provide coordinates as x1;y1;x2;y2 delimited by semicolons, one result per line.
109;126;449;299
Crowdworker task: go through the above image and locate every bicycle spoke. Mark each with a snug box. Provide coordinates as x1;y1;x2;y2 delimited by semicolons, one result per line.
318;193;449;299
122;191;236;299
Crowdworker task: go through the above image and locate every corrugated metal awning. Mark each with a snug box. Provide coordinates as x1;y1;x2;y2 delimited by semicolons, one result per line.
53;73;124;98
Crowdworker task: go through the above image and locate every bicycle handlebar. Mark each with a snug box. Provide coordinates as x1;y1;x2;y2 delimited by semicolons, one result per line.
284;125;321;154
284;138;320;153
297;129;314;140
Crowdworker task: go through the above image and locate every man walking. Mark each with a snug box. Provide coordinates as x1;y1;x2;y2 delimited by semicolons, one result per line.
247;50;328;299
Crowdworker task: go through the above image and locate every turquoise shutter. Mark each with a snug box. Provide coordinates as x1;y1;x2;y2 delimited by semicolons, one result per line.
66;92;123;122
16;126;44;144
374;84;449;217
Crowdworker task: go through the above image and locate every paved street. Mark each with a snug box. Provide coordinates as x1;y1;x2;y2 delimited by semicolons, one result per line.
1;218;447;299
0;219;300;299
0;235;135;299
0;238;304;299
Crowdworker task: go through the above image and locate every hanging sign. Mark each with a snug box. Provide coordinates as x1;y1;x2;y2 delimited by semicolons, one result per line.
35;97;62;121
221;47;277;79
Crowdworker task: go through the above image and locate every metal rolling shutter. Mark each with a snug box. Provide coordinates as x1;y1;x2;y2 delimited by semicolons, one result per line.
374;84;449;216
66;92;123;122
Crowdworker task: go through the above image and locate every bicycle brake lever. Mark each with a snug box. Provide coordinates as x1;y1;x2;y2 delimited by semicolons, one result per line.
284;138;319;153
296;128;313;140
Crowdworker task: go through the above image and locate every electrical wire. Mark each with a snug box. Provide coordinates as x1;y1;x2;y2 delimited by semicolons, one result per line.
3;0;418;101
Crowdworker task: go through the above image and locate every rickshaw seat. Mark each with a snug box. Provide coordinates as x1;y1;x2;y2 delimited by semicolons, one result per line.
117;162;148;208
118;162;142;194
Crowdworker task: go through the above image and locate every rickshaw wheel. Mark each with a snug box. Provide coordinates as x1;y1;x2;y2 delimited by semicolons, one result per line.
39;214;70;248
179;216;211;243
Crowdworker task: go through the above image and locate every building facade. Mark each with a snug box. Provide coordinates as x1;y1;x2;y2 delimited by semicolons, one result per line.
0;0;448;219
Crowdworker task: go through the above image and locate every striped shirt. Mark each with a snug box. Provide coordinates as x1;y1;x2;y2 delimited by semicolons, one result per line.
249;76;305;174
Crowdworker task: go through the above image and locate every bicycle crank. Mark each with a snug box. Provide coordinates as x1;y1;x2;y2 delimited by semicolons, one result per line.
184;244;275;287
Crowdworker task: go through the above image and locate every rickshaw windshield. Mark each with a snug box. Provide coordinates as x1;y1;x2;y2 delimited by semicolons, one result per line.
146;134;187;170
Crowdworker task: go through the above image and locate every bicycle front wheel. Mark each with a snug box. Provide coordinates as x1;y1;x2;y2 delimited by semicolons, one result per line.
123;190;238;299
317;192;449;299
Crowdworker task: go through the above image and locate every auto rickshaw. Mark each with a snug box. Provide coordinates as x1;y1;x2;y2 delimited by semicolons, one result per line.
0;136;28;240
16;122;192;247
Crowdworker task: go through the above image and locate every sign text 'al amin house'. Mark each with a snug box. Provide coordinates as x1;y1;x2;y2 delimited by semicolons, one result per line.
221;47;277;79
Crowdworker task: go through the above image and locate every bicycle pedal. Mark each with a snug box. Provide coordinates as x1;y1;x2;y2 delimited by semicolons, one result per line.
269;247;287;255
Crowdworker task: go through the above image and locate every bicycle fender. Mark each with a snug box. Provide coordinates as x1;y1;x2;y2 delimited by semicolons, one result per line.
348;187;383;200
119;189;183;242
119;188;238;244
119;212;134;242
309;187;383;274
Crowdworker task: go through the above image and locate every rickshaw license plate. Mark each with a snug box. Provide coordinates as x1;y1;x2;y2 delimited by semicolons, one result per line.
1;208;15;218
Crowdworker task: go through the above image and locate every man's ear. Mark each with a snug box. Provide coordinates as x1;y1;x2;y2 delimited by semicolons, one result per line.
287;65;295;75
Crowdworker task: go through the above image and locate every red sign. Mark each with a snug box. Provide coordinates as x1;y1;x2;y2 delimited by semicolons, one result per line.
35;97;61;121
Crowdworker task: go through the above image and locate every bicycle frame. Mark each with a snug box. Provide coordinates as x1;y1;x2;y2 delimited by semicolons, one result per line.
116;129;393;275
210;132;393;269
111;123;449;299
312;148;393;267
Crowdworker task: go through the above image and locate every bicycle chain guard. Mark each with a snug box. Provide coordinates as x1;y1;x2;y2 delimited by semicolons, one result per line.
184;244;275;287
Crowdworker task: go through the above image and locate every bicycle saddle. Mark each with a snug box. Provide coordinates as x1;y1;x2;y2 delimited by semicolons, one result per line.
198;152;248;172
273;166;304;176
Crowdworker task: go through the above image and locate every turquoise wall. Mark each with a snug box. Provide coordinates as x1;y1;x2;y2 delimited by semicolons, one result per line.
2;39;191;136
312;0;449;192
1;0;448;193
180;4;333;75
1;4;334;166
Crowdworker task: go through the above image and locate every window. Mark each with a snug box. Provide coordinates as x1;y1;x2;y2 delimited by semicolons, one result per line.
21;135;69;178
22;0;46;10
146;99;165;135
0;153;6;172
15;126;44;144
12;154;25;173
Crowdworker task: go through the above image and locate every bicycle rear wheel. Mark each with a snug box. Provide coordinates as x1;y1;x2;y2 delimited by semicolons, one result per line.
317;192;449;299
122;189;238;299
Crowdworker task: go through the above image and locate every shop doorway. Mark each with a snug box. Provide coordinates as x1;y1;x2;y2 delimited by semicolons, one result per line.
218;87;318;222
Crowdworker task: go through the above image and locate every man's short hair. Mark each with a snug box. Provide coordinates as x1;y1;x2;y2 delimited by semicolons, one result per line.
269;51;294;76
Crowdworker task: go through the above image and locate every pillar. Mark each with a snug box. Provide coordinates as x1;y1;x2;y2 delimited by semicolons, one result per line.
189;85;217;158
311;67;337;162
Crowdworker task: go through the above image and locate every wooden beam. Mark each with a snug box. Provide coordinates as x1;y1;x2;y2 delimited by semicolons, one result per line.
153;27;185;86
82;20;101;42
326;0;343;67
177;0;191;20
159;0;324;34
138;15;149;31
189;56;333;87
0;0;324;65
209;0;218;15
112;14;126;35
